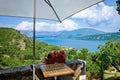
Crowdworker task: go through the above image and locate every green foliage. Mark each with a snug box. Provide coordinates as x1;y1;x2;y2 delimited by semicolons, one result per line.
98;39;120;55
65;48;78;60
0;57;33;69
65;48;100;78
0;28;61;68
65;39;120;78
98;39;120;69
116;0;120;15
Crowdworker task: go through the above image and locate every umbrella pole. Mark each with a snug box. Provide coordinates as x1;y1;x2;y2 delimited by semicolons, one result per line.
33;0;36;80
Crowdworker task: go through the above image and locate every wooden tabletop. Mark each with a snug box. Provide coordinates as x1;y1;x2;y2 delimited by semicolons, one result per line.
40;63;74;78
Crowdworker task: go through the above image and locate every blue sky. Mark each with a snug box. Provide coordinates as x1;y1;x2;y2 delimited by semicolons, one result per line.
0;0;120;32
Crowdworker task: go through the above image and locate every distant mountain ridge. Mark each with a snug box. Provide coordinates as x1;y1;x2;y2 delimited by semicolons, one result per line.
21;28;105;38
54;28;105;38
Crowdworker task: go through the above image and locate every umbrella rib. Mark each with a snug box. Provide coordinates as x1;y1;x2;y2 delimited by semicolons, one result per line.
44;0;61;22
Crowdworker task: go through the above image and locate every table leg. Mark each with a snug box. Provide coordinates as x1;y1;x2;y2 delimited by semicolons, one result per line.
54;76;57;80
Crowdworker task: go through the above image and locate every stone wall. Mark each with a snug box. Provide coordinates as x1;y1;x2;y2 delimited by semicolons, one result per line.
0;59;86;80
0;66;32;80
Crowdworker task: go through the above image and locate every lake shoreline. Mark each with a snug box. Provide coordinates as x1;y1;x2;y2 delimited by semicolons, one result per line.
36;38;106;52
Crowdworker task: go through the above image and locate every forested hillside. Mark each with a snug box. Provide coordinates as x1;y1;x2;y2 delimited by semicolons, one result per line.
78;32;120;40
0;28;61;69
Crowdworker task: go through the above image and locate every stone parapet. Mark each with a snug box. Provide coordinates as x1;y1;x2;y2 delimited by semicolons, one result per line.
0;59;86;80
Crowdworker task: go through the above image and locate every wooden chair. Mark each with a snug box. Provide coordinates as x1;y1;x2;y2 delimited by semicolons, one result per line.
58;63;83;80
30;65;54;80
35;68;54;80
72;64;83;80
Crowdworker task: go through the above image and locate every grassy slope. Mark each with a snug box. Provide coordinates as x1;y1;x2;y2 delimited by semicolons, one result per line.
0;27;61;69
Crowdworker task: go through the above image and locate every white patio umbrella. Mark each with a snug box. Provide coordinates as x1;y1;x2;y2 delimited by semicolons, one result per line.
0;0;103;79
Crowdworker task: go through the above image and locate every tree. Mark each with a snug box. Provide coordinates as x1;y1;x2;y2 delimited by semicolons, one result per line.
98;39;120;69
116;0;120;15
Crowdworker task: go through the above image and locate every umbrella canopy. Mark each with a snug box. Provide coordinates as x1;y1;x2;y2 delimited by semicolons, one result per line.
0;0;103;79
0;0;103;60
0;0;103;22
0;0;103;62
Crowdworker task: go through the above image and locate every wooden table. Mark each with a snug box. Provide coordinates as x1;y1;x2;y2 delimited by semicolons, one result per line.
40;63;74;80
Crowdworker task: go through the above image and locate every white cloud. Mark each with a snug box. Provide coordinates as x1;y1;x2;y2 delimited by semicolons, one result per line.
71;2;120;32
16;21;33;30
16;19;79;32
96;12;120;32
60;19;78;31
15;2;120;32
72;3;114;25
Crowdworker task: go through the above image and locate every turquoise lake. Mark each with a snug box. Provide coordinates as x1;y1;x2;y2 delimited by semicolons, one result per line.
37;38;106;52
